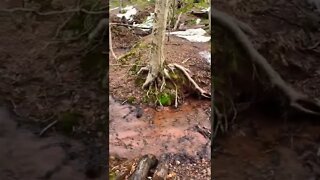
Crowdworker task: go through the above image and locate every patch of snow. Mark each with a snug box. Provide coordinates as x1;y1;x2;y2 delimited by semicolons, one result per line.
168;28;210;42
201;7;210;12
196;18;201;25
199;51;211;64
133;13;155;31
116;5;137;22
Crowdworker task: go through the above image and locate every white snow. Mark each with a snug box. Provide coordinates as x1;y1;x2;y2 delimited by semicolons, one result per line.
196;18;201;25
199;51;211;64
168;28;211;42
116;5;137;22
133;13;155;31
201;7;210;12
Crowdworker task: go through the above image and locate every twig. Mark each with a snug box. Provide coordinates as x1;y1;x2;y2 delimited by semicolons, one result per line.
182;58;191;64
109;25;118;60
173;12;182;31
110;64;144;67
39;119;58;137
194;125;211;140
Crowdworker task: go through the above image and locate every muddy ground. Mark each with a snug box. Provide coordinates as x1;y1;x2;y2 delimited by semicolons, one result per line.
214;0;320;179
0;0;108;179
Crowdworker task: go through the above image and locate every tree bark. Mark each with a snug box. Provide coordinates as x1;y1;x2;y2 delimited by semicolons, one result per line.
143;0;171;88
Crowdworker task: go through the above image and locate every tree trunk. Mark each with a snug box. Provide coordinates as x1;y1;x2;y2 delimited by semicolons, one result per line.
119;0;123;13
143;0;170;88
208;1;211;33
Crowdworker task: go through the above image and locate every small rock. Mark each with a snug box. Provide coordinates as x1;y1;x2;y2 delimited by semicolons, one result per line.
175;160;180;165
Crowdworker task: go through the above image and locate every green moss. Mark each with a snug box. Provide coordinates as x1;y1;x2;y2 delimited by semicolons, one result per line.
158;92;174;106
127;96;136;104
118;51;137;63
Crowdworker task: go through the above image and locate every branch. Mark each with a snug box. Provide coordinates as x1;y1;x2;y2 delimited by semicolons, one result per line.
110;23;152;29
173;12;182;31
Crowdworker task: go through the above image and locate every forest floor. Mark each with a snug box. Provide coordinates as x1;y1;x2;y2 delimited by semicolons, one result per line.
214;0;320;179
0;0;108;179
109;2;212;180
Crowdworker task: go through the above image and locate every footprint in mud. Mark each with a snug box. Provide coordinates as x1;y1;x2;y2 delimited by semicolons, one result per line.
0;106;106;180
109;96;212;160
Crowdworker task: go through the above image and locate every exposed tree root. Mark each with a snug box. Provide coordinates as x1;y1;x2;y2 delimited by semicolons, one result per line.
212;9;320;116
169;63;211;99
109;25;118;60
137;63;211;105
87;18;120;60
88;18;108;41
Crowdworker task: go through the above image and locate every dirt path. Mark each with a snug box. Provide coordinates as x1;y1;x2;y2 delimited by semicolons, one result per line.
214;0;320;179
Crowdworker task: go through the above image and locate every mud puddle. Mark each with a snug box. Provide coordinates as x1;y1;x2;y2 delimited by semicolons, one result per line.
109;96;211;160
0;106;106;180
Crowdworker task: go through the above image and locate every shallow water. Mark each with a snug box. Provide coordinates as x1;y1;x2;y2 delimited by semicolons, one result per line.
109;96;211;160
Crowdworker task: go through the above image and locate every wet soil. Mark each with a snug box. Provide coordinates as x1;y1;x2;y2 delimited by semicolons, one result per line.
109;96;211;159
214;108;320;180
109;96;211;179
0;0;107;179
0;105;107;180
214;0;320;179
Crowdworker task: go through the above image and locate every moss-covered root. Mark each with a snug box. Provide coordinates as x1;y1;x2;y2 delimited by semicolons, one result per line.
137;63;211;107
